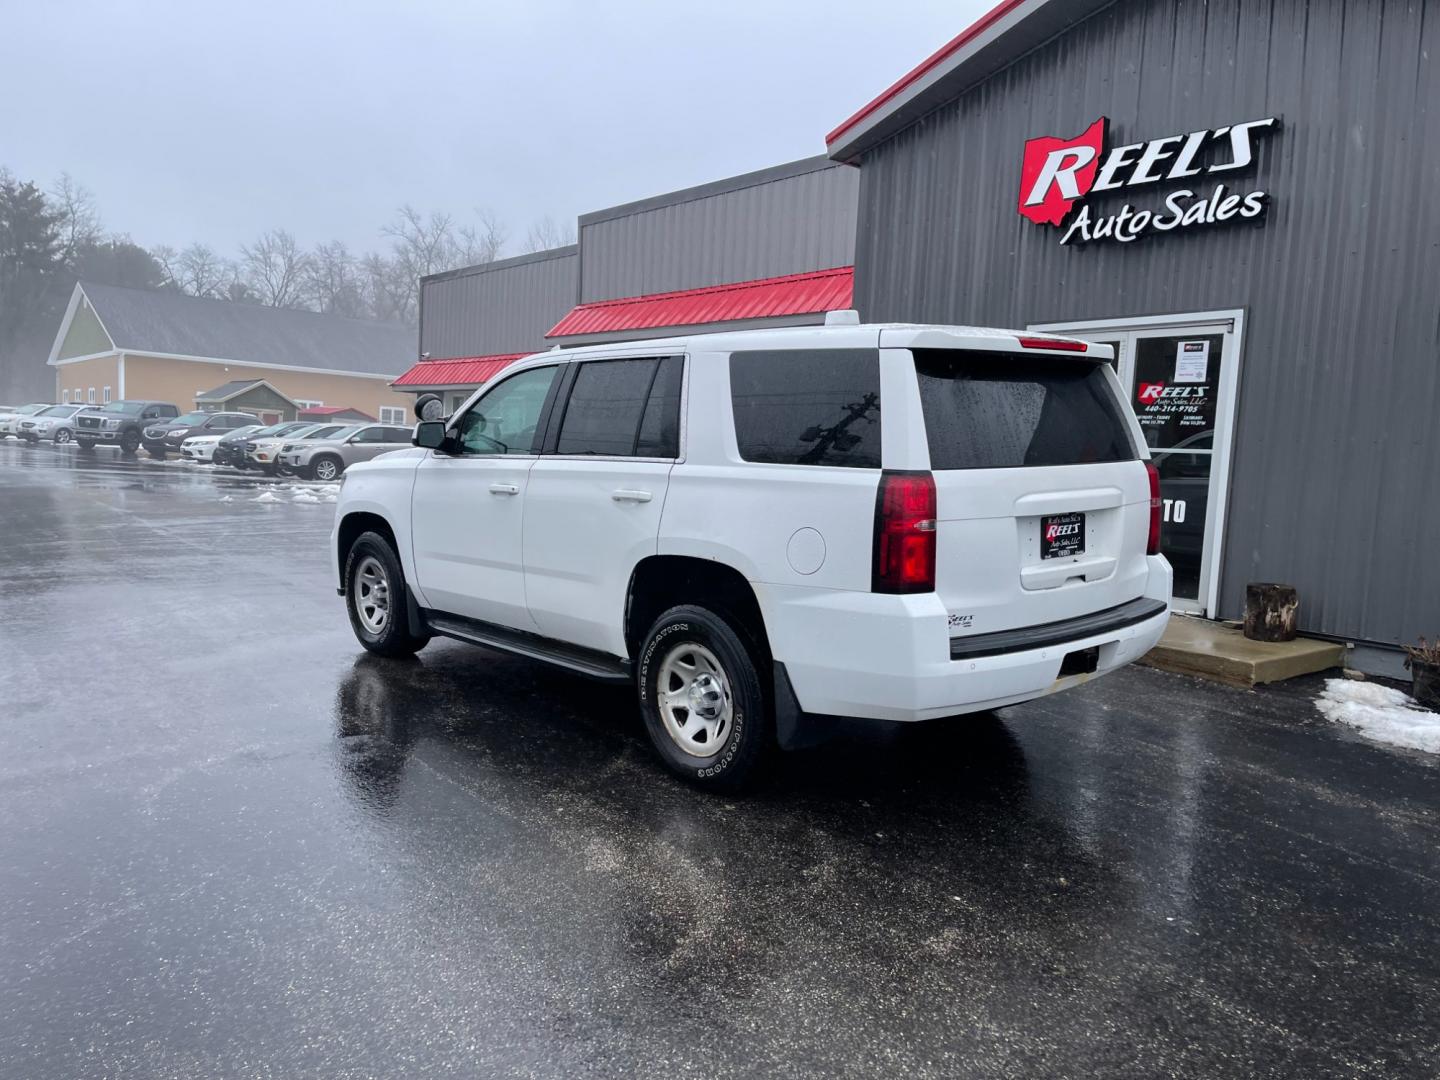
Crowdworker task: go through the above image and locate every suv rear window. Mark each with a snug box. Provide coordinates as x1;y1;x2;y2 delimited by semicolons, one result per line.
729;349;881;468
913;350;1136;470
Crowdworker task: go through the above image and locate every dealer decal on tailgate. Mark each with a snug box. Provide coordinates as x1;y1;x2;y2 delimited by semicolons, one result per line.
1041;512;1085;559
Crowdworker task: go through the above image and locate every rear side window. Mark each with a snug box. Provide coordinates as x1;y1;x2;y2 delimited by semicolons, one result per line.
555;356;682;458
729;349;881;468
913;350;1136;470
636;356;683;458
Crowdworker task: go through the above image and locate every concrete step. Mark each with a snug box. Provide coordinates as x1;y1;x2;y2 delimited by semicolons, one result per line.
1139;614;1345;689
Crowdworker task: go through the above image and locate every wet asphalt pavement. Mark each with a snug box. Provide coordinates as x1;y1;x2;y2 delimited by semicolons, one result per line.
2;440;1438;1079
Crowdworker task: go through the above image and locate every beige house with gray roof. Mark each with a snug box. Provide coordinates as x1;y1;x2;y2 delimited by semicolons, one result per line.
47;283;417;425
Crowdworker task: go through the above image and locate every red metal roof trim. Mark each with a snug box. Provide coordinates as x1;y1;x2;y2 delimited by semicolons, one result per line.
546;266;853;339
826;0;1027;148
392;353;526;388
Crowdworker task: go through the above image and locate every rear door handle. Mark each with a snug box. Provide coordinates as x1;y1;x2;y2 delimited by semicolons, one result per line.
489;483;520;496
611;489;653;503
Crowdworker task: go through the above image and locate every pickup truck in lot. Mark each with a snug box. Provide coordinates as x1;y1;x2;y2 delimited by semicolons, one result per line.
330;320;1171;789
74;401;179;453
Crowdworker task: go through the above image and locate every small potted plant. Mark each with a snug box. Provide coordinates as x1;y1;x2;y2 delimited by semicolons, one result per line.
1403;636;1440;711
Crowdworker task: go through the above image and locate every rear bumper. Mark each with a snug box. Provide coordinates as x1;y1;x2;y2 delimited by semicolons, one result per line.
763;557;1172;722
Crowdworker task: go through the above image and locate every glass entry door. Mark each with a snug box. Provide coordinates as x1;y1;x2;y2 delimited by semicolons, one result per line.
1027;313;1243;616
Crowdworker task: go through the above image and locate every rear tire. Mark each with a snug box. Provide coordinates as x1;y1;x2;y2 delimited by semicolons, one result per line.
344;531;430;657
637;605;771;791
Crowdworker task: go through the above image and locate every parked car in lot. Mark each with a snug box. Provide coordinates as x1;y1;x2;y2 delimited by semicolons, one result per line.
181;425;262;462
214;421;311;470
273;425;351;475
142;411;258;459
75;401;179;453
212;422;295;468
283;424;411;480
245;423;353;475
0;403;52;437
18;404;89;444
331;322;1172;790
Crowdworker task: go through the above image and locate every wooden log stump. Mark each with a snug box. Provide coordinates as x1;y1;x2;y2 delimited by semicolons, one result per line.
1244;583;1298;642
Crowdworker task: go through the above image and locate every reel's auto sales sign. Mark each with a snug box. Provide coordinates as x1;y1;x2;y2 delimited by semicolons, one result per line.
1017;116;1278;245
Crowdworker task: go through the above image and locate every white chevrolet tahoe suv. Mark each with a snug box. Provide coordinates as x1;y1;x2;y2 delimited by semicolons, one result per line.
332;321;1171;789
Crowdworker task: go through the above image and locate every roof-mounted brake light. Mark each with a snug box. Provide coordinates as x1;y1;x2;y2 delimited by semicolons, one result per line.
1016;336;1088;352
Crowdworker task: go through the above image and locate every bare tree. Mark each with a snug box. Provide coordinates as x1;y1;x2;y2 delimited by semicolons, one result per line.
49;173;103;266
174;243;227;297
456;208;507;266
305;240;367;317
360;252;411;324
523;215;575;254
240;228;310;307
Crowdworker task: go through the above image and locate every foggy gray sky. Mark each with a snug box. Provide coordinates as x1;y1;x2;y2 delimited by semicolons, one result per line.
0;0;988;259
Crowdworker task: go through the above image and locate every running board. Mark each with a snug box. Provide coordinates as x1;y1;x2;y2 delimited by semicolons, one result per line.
421;610;632;683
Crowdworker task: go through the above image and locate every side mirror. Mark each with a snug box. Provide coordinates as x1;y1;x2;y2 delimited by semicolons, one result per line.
415;393;445;423
413;420;449;451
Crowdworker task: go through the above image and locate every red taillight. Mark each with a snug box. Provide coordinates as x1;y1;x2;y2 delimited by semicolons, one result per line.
1146;461;1162;555
872;470;937;594
1016;335;1088;352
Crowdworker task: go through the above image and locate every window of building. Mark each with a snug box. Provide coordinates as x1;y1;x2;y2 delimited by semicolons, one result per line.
729;349;882;468
88;387;96;403
295;399;324;409
103;386;112;403
61;390;69;403
379;406;406;425
554;357;676;458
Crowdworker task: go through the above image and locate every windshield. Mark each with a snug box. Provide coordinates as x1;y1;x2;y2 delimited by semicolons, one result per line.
171;411;210;426
100;402;144;415
39;405;76;418
298;425;345;441
18;403;48;415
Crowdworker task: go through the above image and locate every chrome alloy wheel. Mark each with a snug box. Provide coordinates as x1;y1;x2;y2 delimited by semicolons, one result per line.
314;458;339;481
354;555;391;636
656;641;733;758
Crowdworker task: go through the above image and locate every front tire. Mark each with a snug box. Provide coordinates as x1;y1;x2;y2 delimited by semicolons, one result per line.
147;445;166;460
344;531;430;657
311;455;341;482
637;605;771;790
76;439;96;451
119;431;140;455
54;429;72;445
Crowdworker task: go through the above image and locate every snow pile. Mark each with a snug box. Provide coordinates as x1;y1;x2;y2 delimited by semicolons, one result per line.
291;491;321;504
1315;678;1440;754
218;495;234;503
251;491;282;504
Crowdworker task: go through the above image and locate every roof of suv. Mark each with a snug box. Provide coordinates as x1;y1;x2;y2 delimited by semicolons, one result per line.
499;322;1109;372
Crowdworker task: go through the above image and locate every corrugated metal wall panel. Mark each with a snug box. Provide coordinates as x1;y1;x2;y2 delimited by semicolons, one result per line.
419;248;578;360
580;161;859;302
853;0;1440;647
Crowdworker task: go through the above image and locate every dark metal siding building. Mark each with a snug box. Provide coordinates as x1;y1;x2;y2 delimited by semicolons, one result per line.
418;246;578;361
831;0;1440;660
577;156;858;303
